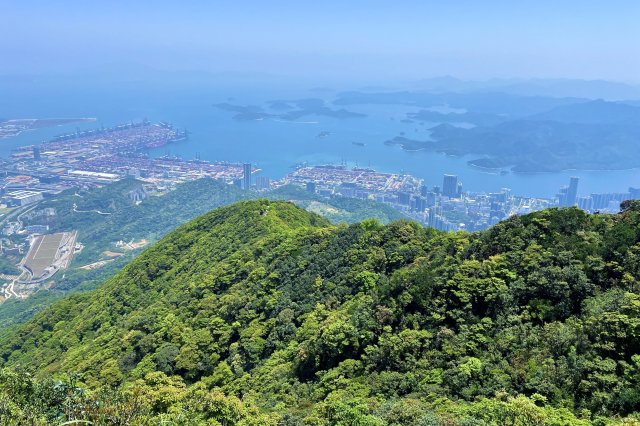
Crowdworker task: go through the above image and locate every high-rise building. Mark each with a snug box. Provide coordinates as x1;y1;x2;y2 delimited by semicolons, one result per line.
32;146;41;160
426;191;437;207
566;177;579;206
589;192;631;211
558;177;579;206
577;196;593;212
256;176;271;191
414;196;427;212
442;174;458;198
242;163;252;190
428;206;439;228
489;200;506;225
397;191;411;206
306;182;316;193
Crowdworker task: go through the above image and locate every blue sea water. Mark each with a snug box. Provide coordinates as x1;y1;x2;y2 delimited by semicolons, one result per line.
1;80;639;198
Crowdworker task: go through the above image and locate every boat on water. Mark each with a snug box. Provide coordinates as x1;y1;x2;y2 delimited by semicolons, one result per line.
290;161;309;169
170;129;190;142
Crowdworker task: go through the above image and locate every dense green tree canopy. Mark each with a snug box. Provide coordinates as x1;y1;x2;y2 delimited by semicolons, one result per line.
1;200;639;424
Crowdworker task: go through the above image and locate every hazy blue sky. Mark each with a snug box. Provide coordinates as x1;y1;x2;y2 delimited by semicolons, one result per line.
2;0;639;83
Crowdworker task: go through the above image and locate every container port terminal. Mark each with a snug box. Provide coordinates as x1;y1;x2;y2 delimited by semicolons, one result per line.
0;120;252;193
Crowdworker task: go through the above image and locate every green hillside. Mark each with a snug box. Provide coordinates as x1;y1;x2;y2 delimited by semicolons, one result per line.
269;184;407;224
1;200;640;424
0;179;405;329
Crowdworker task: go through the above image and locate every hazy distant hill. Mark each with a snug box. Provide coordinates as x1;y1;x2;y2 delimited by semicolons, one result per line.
426;119;640;172
334;90;584;117
528;99;640;125
412;76;640;100
406;109;506;126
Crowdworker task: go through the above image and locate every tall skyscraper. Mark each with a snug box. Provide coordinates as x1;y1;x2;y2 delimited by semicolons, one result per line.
566;177;579;206
397;191;411;206
242;163;252;190
32;146;41;160
428;206;438;228
414;196;427;213
577;196;593;212
557;177;579;206
442;174;458;198
256;176;271;191
426;191;437;207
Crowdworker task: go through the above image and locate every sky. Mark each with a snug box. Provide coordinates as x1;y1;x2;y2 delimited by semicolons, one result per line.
2;0;639;84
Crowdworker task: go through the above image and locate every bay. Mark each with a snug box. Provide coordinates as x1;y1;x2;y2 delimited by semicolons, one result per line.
1;80;638;198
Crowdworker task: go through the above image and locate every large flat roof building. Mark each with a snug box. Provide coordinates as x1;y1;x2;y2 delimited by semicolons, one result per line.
4;190;44;207
65;169;120;184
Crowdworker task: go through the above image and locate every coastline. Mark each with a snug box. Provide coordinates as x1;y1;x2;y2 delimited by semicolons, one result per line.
390;144;640;175
0;117;98;140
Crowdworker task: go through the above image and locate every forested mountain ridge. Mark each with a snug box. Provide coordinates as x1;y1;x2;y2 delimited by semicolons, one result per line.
1;200;640;425
0;178;406;331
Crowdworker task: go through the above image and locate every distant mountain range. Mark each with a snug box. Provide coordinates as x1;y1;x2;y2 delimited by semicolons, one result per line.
411;76;640;100
335;90;585;117
530;99;640;125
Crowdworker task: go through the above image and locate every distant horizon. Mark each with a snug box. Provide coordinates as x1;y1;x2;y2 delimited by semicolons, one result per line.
2;68;640;87
3;1;639;84
3;69;639;102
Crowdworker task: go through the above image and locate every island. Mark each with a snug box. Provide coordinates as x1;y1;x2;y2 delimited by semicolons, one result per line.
384;100;640;173
214;98;366;121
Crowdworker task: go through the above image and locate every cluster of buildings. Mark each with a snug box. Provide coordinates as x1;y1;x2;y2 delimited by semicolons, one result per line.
279;165;422;198
557;177;640;213
0;121;258;206
275;166;550;231
270;166;638;231
224;163;269;191
1;119;638;234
